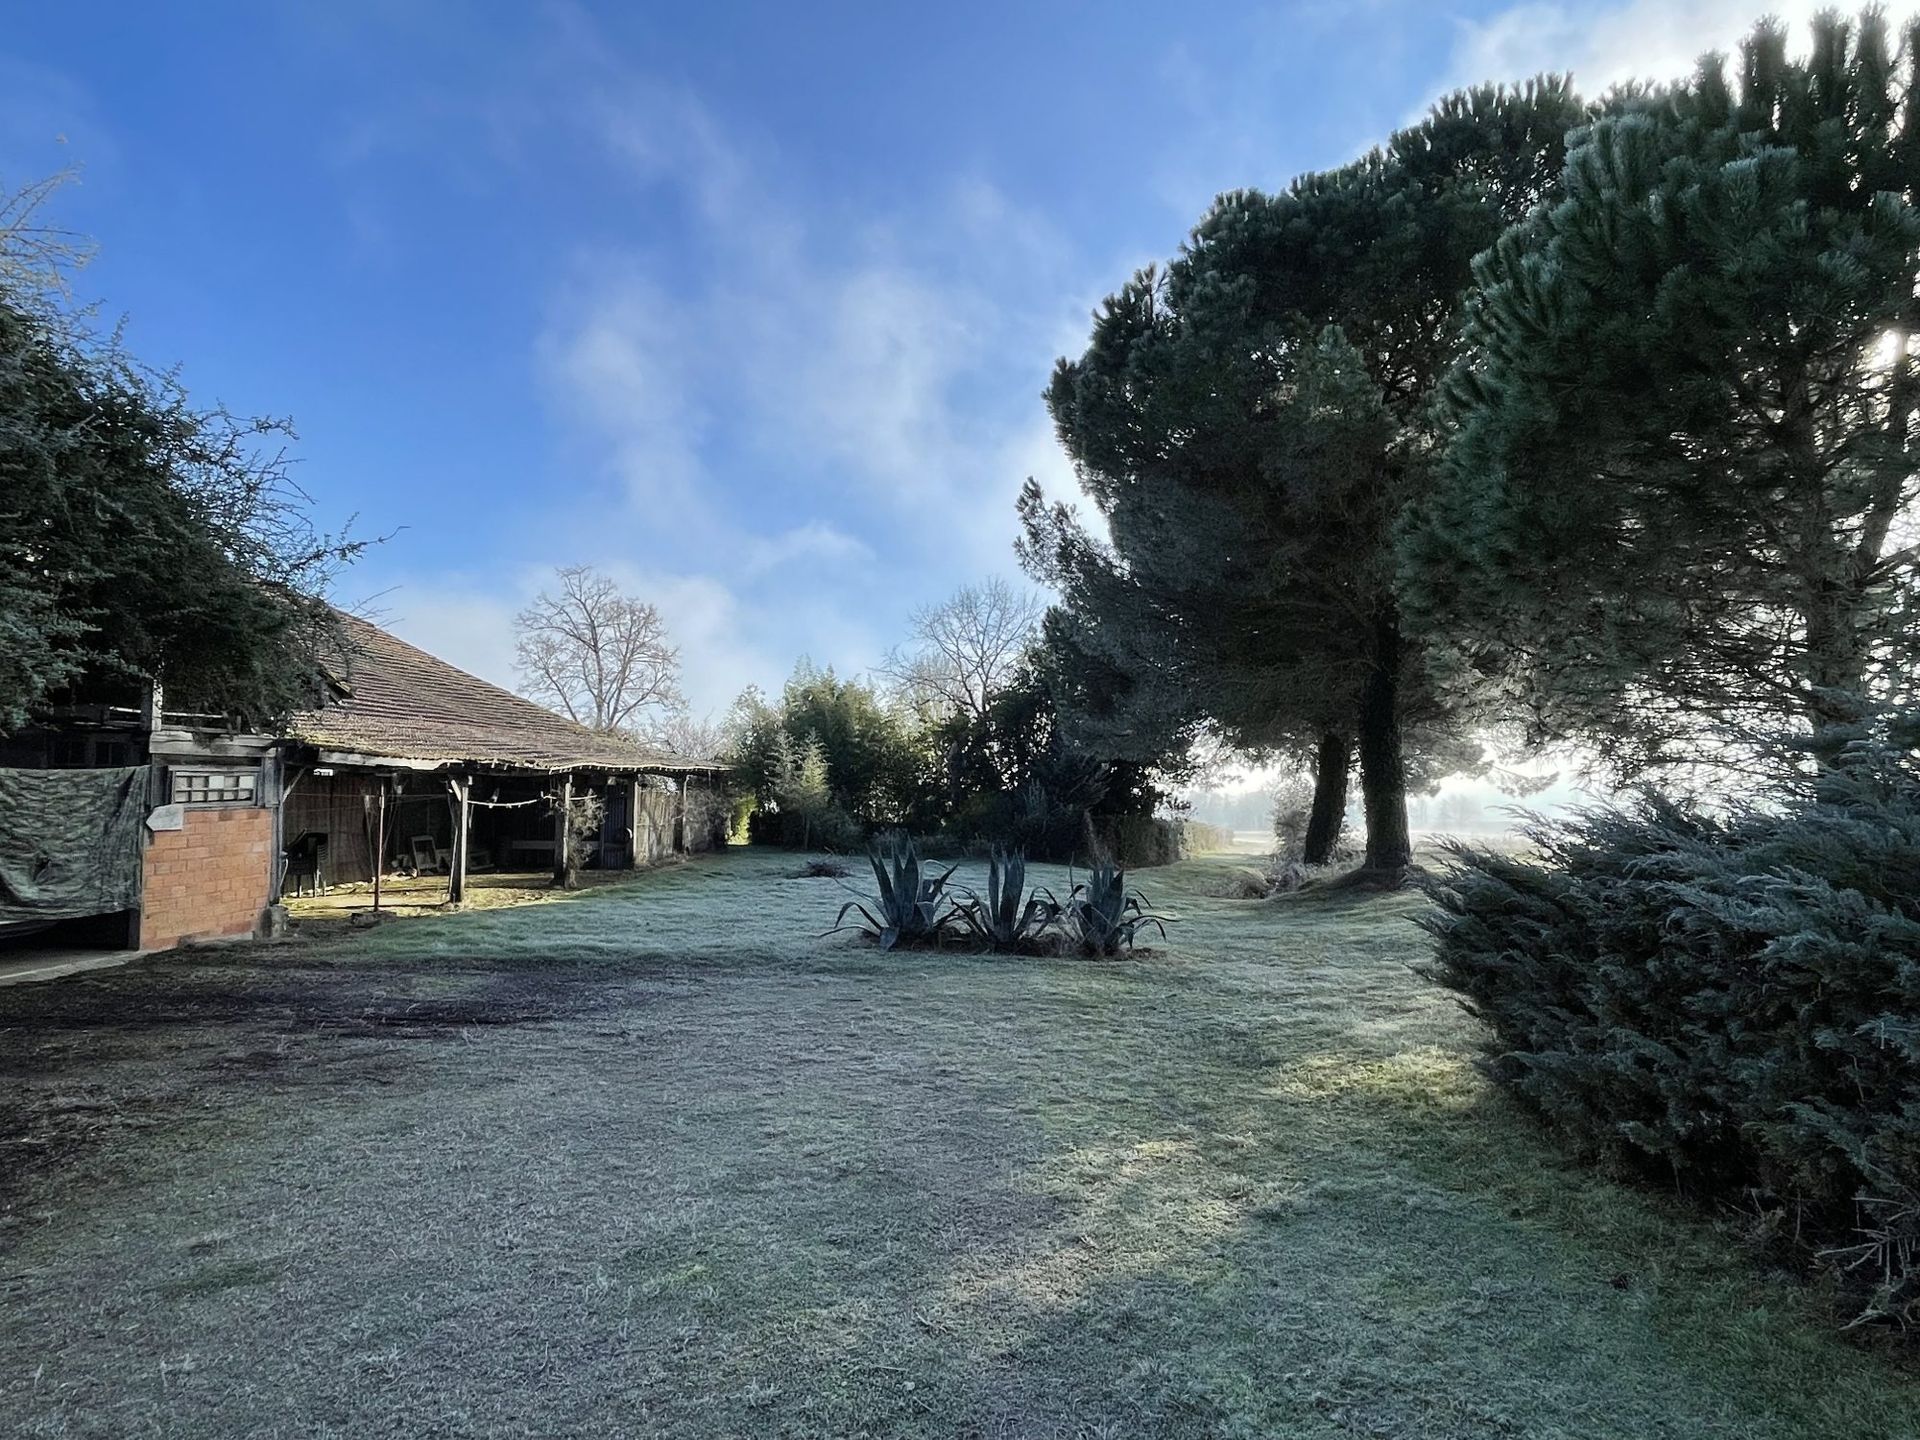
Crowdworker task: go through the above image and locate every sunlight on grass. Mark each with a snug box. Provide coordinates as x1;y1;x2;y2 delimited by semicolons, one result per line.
1263;1045;1481;1110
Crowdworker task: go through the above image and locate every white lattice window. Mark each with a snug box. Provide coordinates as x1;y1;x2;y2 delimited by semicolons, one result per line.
171;769;258;805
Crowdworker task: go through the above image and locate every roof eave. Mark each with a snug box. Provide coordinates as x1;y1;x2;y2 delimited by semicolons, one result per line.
293;742;727;776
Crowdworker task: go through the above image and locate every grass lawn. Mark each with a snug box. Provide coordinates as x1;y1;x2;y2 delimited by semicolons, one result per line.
2;848;1916;1438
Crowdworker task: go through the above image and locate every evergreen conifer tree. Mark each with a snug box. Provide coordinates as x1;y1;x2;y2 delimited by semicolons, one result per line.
1404;11;1920;772
1030;81;1587;873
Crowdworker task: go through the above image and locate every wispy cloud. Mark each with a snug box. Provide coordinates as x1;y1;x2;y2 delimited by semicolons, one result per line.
333;8;1099;718
538;265;712;534
507;41;1101;711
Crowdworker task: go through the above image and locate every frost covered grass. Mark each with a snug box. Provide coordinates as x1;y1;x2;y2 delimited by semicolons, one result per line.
2;849;1917;1437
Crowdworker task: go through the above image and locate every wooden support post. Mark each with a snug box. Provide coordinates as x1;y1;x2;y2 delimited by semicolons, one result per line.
449;775;471;906
554;774;573;889
678;776;690;854
373;777;388;913
265;750;285;904
629;777;643;869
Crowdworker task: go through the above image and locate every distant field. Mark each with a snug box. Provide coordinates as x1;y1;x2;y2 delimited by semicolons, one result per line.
2;849;1914;1438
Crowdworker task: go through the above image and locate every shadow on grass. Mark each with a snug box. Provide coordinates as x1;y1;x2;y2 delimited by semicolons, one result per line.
511;1004;1920;1438
769;1048;1920;1439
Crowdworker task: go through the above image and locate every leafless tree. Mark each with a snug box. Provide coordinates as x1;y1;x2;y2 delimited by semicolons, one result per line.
880;577;1043;722
514;566;683;733
642;707;729;762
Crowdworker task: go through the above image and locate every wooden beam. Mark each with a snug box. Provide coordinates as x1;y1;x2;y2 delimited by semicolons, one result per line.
553;774;573;888
629;776;643;869
449;775;471;906
373;777;388;913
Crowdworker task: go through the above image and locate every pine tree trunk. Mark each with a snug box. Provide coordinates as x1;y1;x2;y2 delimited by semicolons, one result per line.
1302;731;1351;866
1357;622;1412;875
1784;354;1871;766
1802;576;1870;765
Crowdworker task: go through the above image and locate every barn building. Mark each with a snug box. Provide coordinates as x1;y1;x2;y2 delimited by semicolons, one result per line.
0;612;724;957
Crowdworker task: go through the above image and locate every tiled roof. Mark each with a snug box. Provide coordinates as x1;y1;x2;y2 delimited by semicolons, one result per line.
283;612;721;774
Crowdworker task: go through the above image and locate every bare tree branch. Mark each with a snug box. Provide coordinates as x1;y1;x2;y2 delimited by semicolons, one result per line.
513;566;683;733
877;577;1043;722
0;168;93;311
641;708;728;761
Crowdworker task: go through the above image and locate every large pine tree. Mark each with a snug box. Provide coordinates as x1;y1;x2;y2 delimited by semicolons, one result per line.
1404;11;1920;772
1030;81;1587;874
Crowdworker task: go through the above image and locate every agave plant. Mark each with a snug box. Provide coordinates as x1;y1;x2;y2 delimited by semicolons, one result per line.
1061;861;1170;956
954;848;1059;952
826;832;962;950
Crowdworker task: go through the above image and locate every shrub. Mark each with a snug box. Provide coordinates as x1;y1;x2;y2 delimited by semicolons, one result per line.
1419;749;1920;1328
1262;855;1313;894
747;800;864;852
1215;865;1272;899
1271;772;1316;859
564;790;606;876
1006;782;1087;861
1090;814;1183;868
949;782;1083;863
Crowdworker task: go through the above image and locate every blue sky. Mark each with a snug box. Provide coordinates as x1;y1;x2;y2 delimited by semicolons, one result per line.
1;1;1835;720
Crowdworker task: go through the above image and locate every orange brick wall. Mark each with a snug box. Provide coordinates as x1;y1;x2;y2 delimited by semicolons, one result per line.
140;806;273;950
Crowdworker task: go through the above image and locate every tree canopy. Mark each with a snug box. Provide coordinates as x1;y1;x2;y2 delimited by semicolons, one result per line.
0;297;357;732
1028;78;1587;871
0;171;364;734
878;577;1042;725
513;565;683;736
1404;11;1920;772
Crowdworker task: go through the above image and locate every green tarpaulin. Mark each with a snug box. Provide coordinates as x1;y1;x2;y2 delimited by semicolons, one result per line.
0;766;149;925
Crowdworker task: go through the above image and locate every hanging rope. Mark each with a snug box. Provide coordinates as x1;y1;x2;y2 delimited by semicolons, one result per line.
459;793;550;810
442;783;619;810
381;792;448;808
442;774;568;809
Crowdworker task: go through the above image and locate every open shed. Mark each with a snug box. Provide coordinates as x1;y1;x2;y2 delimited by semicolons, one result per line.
279;613;725;903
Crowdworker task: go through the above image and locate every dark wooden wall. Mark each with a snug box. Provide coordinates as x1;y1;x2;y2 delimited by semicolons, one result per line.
282;768;710;886
282;773;382;885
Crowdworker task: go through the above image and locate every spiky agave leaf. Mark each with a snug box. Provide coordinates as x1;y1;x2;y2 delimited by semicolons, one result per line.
870;843;900;918
823;898;884;932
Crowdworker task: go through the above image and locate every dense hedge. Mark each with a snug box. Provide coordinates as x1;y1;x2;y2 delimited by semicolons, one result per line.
745;800;1192;868
1419;752;1920;1328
